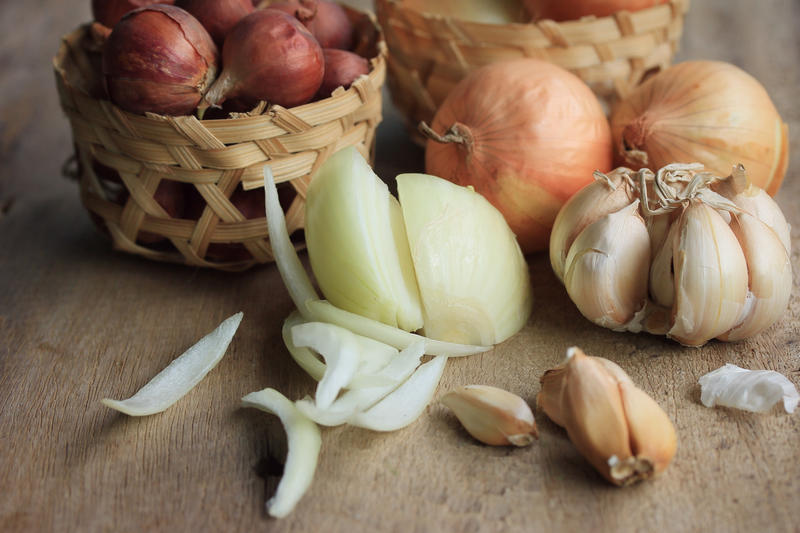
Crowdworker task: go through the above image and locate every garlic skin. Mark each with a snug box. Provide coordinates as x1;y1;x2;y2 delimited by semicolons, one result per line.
441;385;538;446
550;171;635;282
538;347;677;486
719;212;792;341
563;201;650;329
699;364;799;414
669;200;748;347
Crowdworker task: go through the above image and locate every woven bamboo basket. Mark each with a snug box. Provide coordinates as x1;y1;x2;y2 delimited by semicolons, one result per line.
376;0;689;143
53;6;386;271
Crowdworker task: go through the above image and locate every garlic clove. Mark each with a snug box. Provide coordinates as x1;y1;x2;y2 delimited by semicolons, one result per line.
716;166;792;256
550;171;634;282
718;212;793;341
563;201;651;329
649;220;679;308
441;385;538;446
668;200;749;347
538;348;677;486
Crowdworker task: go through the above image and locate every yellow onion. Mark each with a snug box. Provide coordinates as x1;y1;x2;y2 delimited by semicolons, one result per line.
424;58;612;253
611;61;789;196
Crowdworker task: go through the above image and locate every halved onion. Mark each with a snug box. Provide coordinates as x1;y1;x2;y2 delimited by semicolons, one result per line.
305;147;423;331
101;312;242;416
241;388;322;518
397;173;533;345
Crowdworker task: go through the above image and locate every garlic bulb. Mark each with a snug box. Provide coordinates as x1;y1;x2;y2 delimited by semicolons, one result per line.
550;164;793;346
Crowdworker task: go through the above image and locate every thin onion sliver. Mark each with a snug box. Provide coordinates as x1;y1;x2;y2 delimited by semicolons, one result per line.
283;312;326;382
349;355;448;431
699;363;799;413
307;299;490;357
241;388;322;518
295;341;425;426
101;312;243;416
263;165;319;318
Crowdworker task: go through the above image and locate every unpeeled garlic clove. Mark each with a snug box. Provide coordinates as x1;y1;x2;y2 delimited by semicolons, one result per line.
550;170;635;282
649;220;679;309
563;201;651;329
441;385;538;446
537;347;677;486
715;165;791;254
718;212;793;341
668;200;749;347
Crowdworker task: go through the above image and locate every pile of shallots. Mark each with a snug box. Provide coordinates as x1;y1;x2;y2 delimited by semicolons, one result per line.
93;0;371;116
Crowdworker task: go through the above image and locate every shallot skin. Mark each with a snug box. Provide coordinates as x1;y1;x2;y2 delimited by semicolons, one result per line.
102;5;218;115
267;0;354;50
92;0;176;28
317;49;369;98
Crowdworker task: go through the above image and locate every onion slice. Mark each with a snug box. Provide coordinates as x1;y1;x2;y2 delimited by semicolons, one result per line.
698;364;799;414
264;165;318;318
241;388;322;518
295;341;425;426
349;355;448;431
101;312;243;416
306;300;490;357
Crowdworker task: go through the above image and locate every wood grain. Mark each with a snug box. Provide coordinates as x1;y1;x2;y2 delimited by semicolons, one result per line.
1;1;799;532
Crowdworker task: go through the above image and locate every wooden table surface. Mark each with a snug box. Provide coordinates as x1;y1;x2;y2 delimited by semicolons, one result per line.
1;1;799;532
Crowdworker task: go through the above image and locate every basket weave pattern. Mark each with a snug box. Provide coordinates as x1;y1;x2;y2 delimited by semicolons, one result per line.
376;0;689;141
54;8;386;271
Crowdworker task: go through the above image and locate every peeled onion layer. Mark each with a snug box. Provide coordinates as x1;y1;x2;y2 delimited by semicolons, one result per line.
397;173;533;346
241;388;322;518
101;312;243;416
305;147;423;332
262;165;489;357
294;341;425;426
698;364;799;414
349;354;448;431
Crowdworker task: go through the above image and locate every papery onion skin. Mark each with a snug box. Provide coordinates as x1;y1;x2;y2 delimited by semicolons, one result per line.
175;0;255;46
610;61;789;196
525;0;666;21
92;0;176;28
317;49;369;98
425;58;612;254
203;9;324;109
102;5;218;115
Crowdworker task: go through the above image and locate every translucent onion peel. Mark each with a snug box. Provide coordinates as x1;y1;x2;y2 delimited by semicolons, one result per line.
349;355;448;431
397;173;533;345
241;388;322;518
698;364;799;414
304;146;423;331
294;341;425;426
101;312;243;416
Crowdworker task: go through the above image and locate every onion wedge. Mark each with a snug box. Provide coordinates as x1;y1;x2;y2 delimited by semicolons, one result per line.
699;364;799;413
101;312;243;416
349;355;448;431
295;341;425;426
241;388;322;518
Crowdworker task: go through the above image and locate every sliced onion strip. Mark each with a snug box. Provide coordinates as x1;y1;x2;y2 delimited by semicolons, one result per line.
294;341;425;426
101;312;243;416
264;165;318;318
348;355;448;431
241;388;322;518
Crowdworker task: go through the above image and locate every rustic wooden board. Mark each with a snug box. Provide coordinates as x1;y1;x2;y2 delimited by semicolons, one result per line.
1;1;798;532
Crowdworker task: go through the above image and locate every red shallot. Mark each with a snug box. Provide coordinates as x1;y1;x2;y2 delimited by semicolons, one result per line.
317;49;369;98
423;58;612;253
266;0;354;49
92;0;175;28
102;5;218;115
175;0;255;46
202;10;324;110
